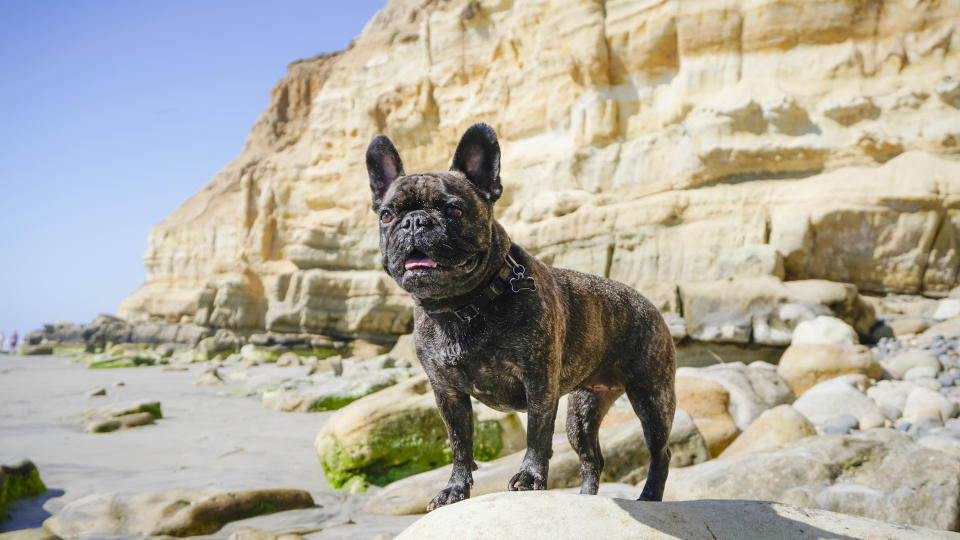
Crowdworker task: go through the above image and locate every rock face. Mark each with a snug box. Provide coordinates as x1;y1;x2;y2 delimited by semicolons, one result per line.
43;489;315;537
393;492;954;540
664;428;960;531
117;0;960;340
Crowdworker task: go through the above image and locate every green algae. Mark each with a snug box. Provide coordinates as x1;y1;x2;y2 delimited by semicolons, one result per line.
318;415;505;492
0;464;47;520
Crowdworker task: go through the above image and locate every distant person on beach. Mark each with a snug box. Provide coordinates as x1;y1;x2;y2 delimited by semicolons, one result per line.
9;331;17;354
0;332;5;352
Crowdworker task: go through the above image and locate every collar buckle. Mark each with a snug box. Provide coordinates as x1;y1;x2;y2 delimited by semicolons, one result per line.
453;304;480;322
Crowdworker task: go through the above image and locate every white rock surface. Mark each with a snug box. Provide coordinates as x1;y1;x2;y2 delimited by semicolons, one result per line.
394;492;953;540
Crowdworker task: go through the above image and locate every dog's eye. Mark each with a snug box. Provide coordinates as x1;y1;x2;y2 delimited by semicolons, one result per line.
380;210;394;224
445;206;463;219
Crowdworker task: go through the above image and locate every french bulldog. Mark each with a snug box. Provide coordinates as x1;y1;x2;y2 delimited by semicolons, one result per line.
365;123;676;511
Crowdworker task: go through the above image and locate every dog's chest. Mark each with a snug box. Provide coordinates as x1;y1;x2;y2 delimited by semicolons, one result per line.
423;325;528;411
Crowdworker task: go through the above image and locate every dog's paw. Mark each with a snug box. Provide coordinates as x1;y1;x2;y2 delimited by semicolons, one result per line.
637;487;664;502
426;484;469;512
507;469;546;491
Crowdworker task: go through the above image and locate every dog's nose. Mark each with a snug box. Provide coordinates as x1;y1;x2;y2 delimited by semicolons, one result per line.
401;210;432;231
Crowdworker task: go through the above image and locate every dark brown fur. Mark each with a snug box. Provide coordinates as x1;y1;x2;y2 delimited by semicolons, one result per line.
365;124;676;511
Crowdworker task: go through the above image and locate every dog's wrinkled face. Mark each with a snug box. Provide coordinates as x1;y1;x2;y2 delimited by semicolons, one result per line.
366;123;503;300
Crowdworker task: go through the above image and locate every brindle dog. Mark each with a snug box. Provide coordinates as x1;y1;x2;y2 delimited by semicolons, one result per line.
365;123;676;511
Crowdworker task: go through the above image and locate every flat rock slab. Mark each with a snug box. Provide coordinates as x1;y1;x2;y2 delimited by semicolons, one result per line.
394;492;954;540
43;488;315;537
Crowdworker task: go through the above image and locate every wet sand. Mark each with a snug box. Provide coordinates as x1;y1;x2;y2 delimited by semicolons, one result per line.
0;354;419;538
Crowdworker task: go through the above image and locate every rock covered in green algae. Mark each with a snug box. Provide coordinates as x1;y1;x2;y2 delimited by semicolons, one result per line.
314;376;525;492
80;401;163;433
0;460;47;519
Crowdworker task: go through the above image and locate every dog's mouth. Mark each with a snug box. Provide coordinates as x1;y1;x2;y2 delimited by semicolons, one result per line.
404;250;438;271
402;250;479;275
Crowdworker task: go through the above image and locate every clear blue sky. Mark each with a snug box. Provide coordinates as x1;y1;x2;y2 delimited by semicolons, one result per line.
0;0;384;339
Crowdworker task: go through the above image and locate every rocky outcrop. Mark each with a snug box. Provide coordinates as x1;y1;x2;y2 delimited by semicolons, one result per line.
393;492;955;539
664;428;960;531
117;0;960;340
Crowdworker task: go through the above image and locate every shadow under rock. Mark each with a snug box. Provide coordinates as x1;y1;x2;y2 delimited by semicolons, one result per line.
612;499;857;540
0;489;65;532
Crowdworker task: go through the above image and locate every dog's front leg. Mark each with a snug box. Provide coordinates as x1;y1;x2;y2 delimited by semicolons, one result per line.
509;379;559;491
426;380;475;511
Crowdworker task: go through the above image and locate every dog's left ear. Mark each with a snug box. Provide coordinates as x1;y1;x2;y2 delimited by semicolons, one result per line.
366;135;405;211
451;123;502;202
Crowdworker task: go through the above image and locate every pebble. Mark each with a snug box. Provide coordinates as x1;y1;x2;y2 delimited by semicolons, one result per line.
938;372;957;387
907;416;944;438
824;414;859;431
87;387;107;397
945;418;960;436
859;412;885;430
905;365;940;380
112;381;126;387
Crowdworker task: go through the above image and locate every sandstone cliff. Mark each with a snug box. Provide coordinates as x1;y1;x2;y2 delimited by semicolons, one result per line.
119;0;960;340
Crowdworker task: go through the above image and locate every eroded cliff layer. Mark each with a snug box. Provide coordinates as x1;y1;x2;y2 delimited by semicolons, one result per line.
119;0;960;339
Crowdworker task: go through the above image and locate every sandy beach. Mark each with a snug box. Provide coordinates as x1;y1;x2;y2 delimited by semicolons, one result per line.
0;354;420;539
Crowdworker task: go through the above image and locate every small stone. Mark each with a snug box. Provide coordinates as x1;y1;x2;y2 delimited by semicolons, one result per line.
825;414;859;431
195;368;224;386
276;352;301;367
112;381;125;387
945;418;960;435
903;386;959;422
905;365;940;380
86;412;155;433
907;416;944;438
821;424;851;435
859;412;885;430
882;349;941;379
791;316;859;345
939;372;958;387
87;387;107;397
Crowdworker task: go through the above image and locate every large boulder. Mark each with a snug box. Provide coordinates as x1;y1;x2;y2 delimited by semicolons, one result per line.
314;376;525;492
790;316;859;345
776;343;881;396
676;362;794;430
719;405;816;459
678;277;875;346
43;489;314;537
365;410;708;515
665;428;960;531
792;376;882;425
393;492;952;540
675;376;739;456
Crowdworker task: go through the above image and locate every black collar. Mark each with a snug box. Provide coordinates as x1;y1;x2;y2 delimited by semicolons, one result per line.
437;253;537;323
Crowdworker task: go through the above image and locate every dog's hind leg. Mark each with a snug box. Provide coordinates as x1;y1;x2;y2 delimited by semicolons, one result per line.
623;325;676;501
566;384;622;494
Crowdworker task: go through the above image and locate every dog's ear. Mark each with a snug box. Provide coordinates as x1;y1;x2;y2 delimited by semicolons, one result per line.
366;135;405;211
451;123;502;202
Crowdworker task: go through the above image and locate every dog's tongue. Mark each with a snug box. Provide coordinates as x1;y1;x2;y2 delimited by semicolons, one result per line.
405;257;437;270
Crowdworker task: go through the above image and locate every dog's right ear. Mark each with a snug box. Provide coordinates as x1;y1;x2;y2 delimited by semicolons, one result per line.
366;135;405;211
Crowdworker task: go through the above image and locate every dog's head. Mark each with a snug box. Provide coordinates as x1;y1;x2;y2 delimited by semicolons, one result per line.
365;123;503;300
